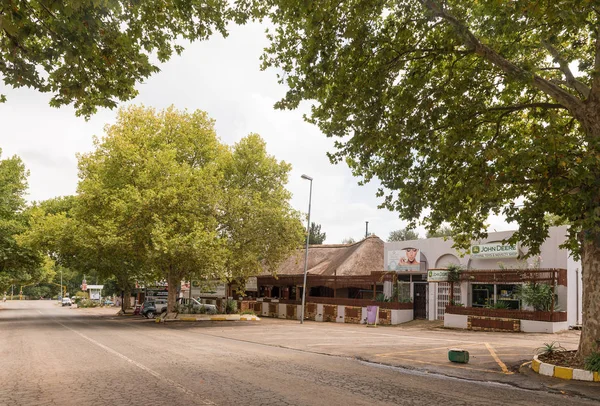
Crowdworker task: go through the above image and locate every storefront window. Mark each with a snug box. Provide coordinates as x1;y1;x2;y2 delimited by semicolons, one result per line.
496;284;520;309
472;284;493;307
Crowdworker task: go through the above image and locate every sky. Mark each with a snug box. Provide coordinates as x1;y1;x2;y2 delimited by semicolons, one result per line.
0;22;514;244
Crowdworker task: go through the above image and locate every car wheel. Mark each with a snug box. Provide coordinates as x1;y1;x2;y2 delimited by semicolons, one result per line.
146;311;155;319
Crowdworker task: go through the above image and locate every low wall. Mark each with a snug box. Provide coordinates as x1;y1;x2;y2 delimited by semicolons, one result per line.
444;306;569;333
249;298;413;325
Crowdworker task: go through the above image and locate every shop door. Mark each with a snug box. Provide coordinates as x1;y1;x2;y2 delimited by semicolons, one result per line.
414;283;427;319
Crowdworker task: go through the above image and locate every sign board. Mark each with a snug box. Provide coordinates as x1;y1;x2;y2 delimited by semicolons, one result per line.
427;270;450;282
386;248;421;272
470;243;519;259
194;282;226;298
245;277;258;292
366;306;379;326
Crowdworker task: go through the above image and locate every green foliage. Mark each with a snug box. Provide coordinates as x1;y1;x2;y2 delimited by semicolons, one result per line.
584;351;600;372
516;283;555;312
387;228;420;242
426;226;454;239
535;342;566;356
240;309;256;315
77;299;100;308
446;263;463;283
341;237;356;244
449;300;463;307
219;133;304;288
0;0;236;117
225;299;238;314
307;222;326;244
0;150;50;291
260;0;598;258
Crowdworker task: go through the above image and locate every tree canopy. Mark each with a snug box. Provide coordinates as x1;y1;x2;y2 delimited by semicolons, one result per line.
0;150;52;292
426;226;454;239
0;0;235;117
307;222;326;244
388;228;420;242
75;105;302;312
259;1;600;358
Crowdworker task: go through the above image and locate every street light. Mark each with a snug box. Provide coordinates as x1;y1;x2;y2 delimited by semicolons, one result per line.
300;174;313;324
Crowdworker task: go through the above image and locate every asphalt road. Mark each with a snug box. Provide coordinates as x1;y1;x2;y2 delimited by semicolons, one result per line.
0;301;596;406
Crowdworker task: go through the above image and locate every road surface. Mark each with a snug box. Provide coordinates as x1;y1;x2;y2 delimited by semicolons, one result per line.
0;301;596;405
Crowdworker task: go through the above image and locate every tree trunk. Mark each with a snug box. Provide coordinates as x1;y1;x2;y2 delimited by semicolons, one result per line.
167;271;181;317
577;237;600;361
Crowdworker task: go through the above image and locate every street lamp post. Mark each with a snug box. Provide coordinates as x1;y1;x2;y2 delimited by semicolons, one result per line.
300;174;313;324
60;269;63;300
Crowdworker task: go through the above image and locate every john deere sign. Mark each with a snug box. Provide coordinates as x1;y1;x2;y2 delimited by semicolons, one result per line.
470;243;519;259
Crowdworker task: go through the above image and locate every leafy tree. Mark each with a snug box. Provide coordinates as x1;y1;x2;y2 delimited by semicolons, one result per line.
544;213;569;227
426;226;454;239
306;222;326;244
388;228;420;242
0;0;236;117
76;105;227;314
0;150;51;292
341;237;356;244
219;133;304;290
260;0;600;359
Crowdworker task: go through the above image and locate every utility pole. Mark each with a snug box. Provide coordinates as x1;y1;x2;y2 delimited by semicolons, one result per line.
365;221;369;239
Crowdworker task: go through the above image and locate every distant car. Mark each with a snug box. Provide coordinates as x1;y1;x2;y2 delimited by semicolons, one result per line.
103;299;114;306
177;297;217;313
61;297;72;307
141;299;168;319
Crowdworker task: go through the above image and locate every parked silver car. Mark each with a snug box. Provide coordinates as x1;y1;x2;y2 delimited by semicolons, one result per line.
177;297;217;313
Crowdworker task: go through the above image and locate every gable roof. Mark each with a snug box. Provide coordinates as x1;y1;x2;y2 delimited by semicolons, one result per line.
264;235;384;277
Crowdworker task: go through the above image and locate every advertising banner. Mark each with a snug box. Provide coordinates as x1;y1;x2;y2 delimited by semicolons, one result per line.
366;305;379;326
470;243;519;259
386;248;421;272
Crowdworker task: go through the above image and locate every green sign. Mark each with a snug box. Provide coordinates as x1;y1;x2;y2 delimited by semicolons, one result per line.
470;243;519;259
427;270;450;282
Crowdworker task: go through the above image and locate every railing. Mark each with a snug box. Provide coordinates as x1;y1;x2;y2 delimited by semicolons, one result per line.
307;296;413;310
445;305;567;322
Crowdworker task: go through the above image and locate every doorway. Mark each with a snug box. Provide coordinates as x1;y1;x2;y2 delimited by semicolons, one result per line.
414;283;427;319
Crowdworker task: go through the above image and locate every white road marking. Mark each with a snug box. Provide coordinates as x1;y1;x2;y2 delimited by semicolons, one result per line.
54;319;216;405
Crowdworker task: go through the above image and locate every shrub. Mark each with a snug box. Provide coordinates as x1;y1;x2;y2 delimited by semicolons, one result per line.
516;283;555;311
375;293;390;302
486;301;510;310
240;309;256;316
77;299;100;308
584;351;600;372
446;263;463;283
225;299;237;314
535;342;566;356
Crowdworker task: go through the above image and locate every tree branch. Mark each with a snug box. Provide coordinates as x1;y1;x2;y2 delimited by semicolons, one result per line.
486;103;567;112
593;26;600;97
542;39;590;98
418;0;584;114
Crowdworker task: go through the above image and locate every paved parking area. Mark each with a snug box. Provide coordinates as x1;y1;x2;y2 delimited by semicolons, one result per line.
166;318;584;388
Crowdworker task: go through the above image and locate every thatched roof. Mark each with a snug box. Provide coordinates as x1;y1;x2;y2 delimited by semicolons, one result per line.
263;235;384;277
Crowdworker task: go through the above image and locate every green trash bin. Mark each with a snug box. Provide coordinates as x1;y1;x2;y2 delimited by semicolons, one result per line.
448;348;469;363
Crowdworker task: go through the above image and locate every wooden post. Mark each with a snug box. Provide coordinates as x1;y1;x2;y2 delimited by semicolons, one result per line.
373;283;376;300
550;270;556;314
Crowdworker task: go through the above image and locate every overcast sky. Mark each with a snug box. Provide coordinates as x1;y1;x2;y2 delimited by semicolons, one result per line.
0;22;514;244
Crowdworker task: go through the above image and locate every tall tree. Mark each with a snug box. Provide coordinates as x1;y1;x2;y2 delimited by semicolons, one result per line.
219;133;305;290
426;226;454;239
388;228;420;242
307;222;326;244
0;150;52;292
0;0;234;117
76;106;227;314
260;1;600;359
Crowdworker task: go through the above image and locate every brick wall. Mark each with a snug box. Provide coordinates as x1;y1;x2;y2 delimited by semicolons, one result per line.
286;304;297;320
344;306;363;324
323;304;337;322
378;309;391;325
468;316;520;332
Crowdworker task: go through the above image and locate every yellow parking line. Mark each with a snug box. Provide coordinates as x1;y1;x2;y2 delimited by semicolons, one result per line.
485;342;513;375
